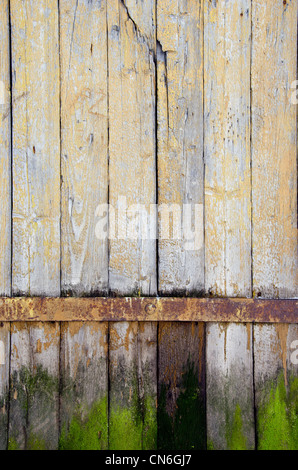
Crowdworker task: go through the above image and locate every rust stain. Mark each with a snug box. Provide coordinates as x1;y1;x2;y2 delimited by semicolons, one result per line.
0;298;296;323
275;324;289;387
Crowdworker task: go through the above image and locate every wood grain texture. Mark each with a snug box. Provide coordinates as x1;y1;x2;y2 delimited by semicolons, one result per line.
157;0;204;294
204;0;255;451
59;322;108;449
251;0;298;298
204;0;251;297
8;322;60;450
60;0;109;296
107;0;157;295
254;324;298;450
11;0;60;296
0;0;11;296
109;322;157;450
0;323;10;450
158;322;206;450
206;323;255;450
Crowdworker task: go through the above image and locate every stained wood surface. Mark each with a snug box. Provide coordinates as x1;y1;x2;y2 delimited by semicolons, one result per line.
11;0;60;296
0;0;11;297
8;322;60;450
251;0;298;298
0;323;10;450
204;0;255;450
0;0;296;452
107;0;156;296
254;324;298;450
158;322;206;450
157;0;204;294
60;322;108;450
60;0;109;296
109;322;157;450
206;323;255;450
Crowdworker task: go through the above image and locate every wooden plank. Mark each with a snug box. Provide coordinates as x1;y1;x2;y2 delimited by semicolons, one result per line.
11;0;60;296
60;0;109;296
251;0;298;298
204;0;255;450
206;323;255;450
254;324;298;450
59;322;108;450
204;0;251;297
8;322;60;450
107;0;157;295
0;323;10;450
0;0;11;297
0;297;296;322
109;322;157;450
158;322;206;450
157;0;204;294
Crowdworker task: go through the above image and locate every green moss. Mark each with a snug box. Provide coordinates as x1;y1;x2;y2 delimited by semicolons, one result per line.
8;438;19;450
226;404;247;450
158;360;206;450
27;434;47;450
142;395;157;450
257;373;298;450
109;406;143;450
59;397;108;450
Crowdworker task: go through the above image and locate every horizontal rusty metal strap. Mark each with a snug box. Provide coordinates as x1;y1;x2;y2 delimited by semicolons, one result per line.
0;297;296;322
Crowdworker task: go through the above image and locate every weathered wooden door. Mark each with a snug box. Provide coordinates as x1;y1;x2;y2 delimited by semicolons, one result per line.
0;0;297;450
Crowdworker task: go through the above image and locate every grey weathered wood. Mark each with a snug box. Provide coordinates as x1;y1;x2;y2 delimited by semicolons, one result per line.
59;322;108;449
204;0;255;450
157;0;204;294
206;323;255;450
0;0;11;297
254;324;298;450
60;0;109;295
251;0;298;298
11;0;60;296
0;323;10;450
8;322;60;450
107;0;156;295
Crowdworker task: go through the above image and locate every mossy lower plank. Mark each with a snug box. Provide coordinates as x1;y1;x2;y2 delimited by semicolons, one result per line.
8;323;60;450
59;322;108;450
254;324;298;450
0;323;10;450
158;323;206;450
109;322;157;450
206;323;255;450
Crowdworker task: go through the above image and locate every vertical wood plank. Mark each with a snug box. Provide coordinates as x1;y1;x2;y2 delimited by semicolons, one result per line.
206;323;255;450
204;0;255;450
204;0;252;297
0;0;11;296
60;0;109;296
252;0;297;451
107;0;157;295
0;323;10;450
157;0;204;294
8;322;60;450
254;324;298;450
109;322;157;450
59;322;108;450
156;2;206;451
251;0;297;298
11;0;60;296
107;0;158;451
158;322;206;450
